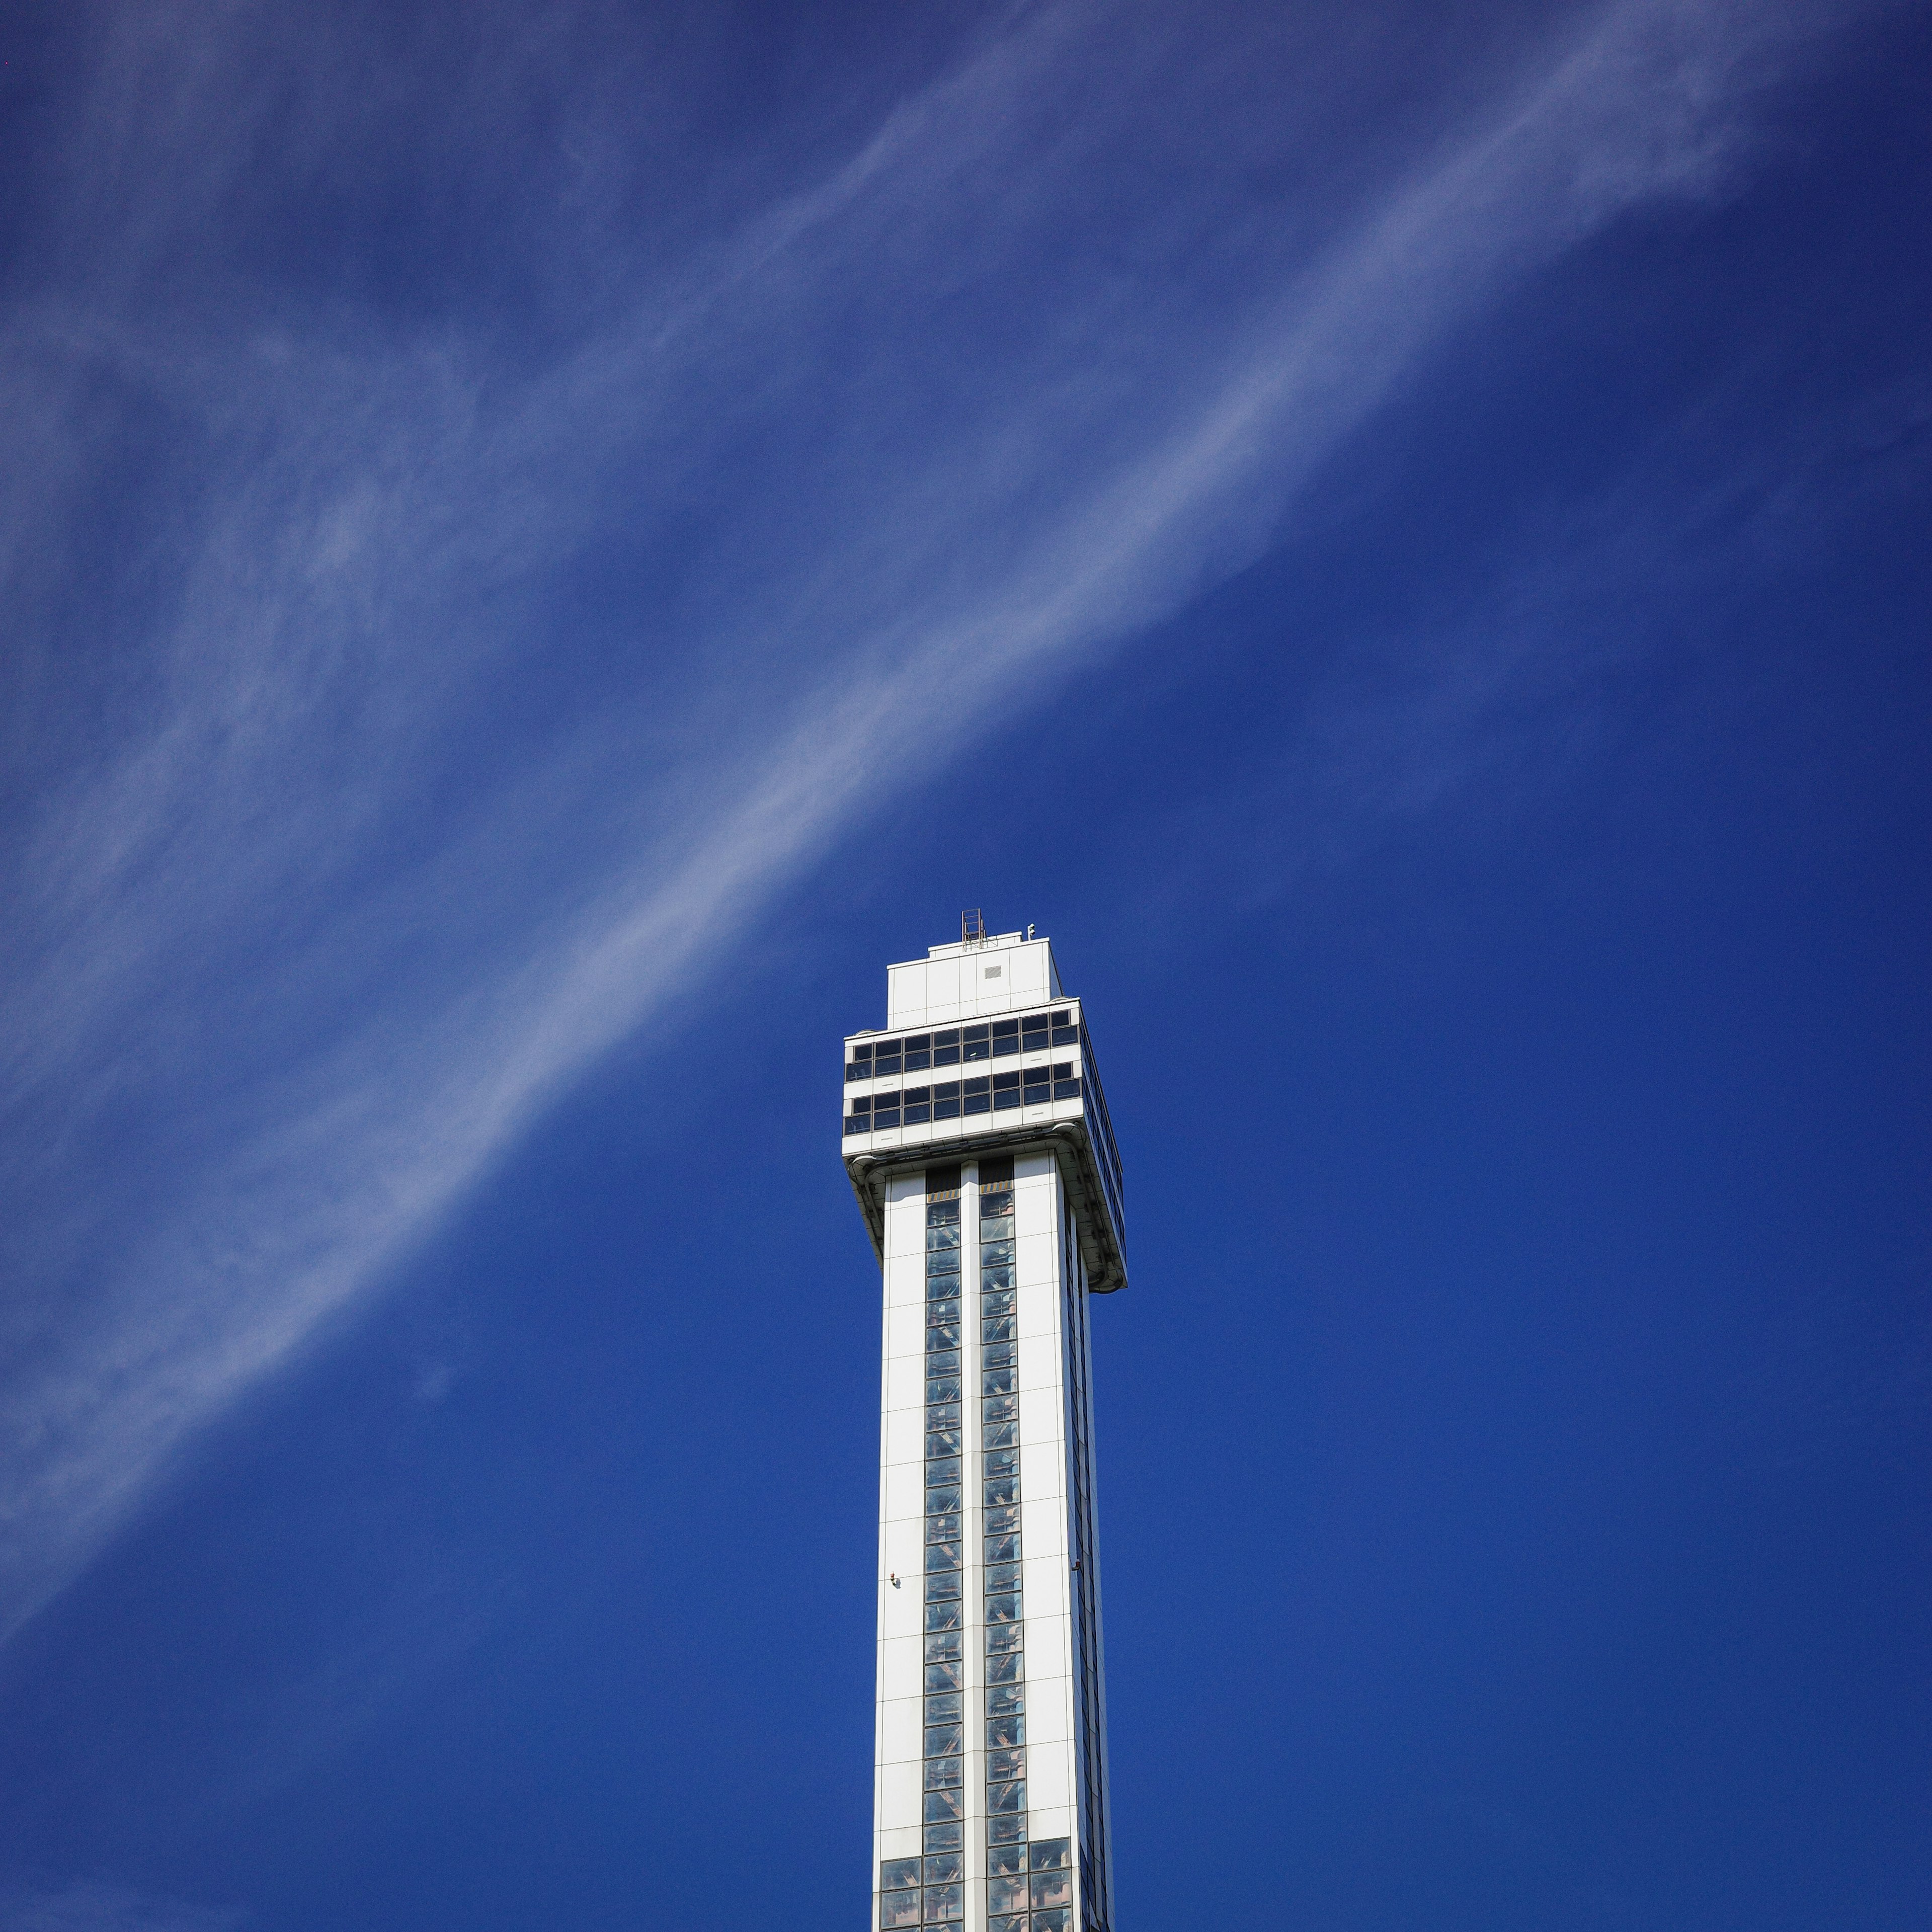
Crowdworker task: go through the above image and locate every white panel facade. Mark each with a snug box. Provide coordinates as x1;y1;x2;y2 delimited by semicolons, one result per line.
852;933;1121;1932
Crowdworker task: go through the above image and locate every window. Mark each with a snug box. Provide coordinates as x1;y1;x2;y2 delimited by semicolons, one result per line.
904;1034;931;1071
983;1393;1018;1423
963;1026;990;1061
987;1714;1024;1748
925;1660;963;1693
873;1105;901;1129
933;1029;960;1066
880;1889;922;1928
924;1882;964;1922
875;1048;902;1077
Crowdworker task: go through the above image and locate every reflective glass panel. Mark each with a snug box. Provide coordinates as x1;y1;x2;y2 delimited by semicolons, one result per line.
964;1093;991;1114
925;1400;961;1426
1031;1910;1072;1932
981;1265;1015;1292
986;1682;1024;1714
987;1621;1025;1654
984;1503;1022;1533
922;1756;962;1790
923;1724;963;1758
983;1340;1017;1369
993;1091;1020;1111
985;1592;1023;1623
984;1448;1019;1478
1030;1840;1072;1871
881;1858;921;1890
987;1842;1027;1878
874;1108;902;1127
923;1486;961;1516
924;1573;961;1603
927;1224;961;1251
987;1715;1024;1748
924;1692;962;1724
880;1890;922;1928
925;1352;960;1377
986;1649;1024;1683
1029;1872;1072;1909
934;1099;960;1118
925;1458;961;1484
925;1513;962;1543
905;1103;930;1123
1053;1079;1081;1099
933;1043;960;1067
923;1631;962;1662
874;1054;901;1076
987;1813;1027;1846
1051;1023;1079;1045
987;1916;1026;1932
982;1366;1015;1395
925;1430;962;1460
922;1790;963;1824
983;1395;1018;1424
924;1600;962;1632
988;1876;1028;1913
984;1477;1018;1507
926;1304;961;1333
981;1240;1016;1266
924;1660;963;1693
925;1541;962;1570
923;1821;963;1853
923;1883;963;1923
986;1560;1022;1590
983;1420;1018;1449
905;1048;931;1072
982;1316;1017;1343
988;1746;1025;1782
923;1853;962;1884
987;1779;1026;1814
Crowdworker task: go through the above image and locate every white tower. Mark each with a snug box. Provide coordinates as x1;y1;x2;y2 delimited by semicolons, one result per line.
844;920;1125;1932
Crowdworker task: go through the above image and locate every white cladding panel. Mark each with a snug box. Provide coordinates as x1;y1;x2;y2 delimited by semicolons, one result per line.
887;934;1064;1028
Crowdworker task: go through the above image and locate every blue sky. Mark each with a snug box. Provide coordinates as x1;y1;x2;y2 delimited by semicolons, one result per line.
1;0;1927;1926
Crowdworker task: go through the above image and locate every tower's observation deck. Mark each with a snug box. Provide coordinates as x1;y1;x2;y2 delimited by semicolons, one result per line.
842;931;1127;1296
848;928;1120;1932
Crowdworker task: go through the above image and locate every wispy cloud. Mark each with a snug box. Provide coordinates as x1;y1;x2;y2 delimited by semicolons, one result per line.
0;1883;240;1932
0;0;1869;1638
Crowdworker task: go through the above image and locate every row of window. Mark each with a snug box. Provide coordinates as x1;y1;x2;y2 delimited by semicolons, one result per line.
848;1072;1079;1134
921;1195;972;1859
879;1839;1074;1929
851;1012;1080;1080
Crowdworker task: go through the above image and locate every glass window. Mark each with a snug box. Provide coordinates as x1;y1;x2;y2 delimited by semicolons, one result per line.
983;1339;1017;1369
924;1692;963;1724
844;1115;869;1135
982;1366;1015;1395
873;1107;901;1128
923;1821;963;1854
925;1430;962;1460
984;1502;1021;1533
933;1039;960;1067
925;1457;961;1485
922;1789;963;1824
905;1086;932;1106
987;1739;1025;1783
991;1091;1019;1111
988;1816;1027;1848
922;1756;962;1790
924;1601;962;1636
1051;1022;1079;1045
986;1682;1024;1715
925;1399;961;1425
983;1395;1018;1425
981;1264;1015;1292
992;1018;1019;1038
985;1592;1022;1624
933;1098;961;1120
925;1349;960;1374
1052;1079;1081;1099
924;1485;961;1516
984;1476;1018;1508
993;1070;1020;1091
984;1448;1019;1479
964;1092;991;1115
986;1714;1025;1748
925;1542;962;1571
982;1315;1017;1343
963;1076;991;1097
875;1059;902;1082
982;1291;1016;1318
964;1024;990;1042
987;1647;1024;1682
987;1915;1026;1932
881;1858;921;1891
923;1724;963;1758
985;1531;1020;1563
1031;1911;1071;1932
986;1559;1022;1591
905;1044;931;1072
926;1276;960;1303
1030;1872;1072;1910
926;1304;961;1333
925;1513;961;1545
927;1223;961;1250
1023;1084;1049;1105
923;1853;962;1885
905;1103;931;1124
933;1081;960;1100
987;1876;1028;1913
880;1890;922;1928
981;1239;1016;1266
987;1842;1027;1878
987;1779;1026;1814
924;1571;961;1602
1029;1839;1072;1871
923;1630;962;1663
848;1062;869;1084
924;1660;962;1693
983;1420;1018;1449
928;1197;960;1224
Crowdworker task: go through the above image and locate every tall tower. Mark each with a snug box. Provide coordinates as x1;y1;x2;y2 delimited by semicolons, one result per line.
844;924;1126;1932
